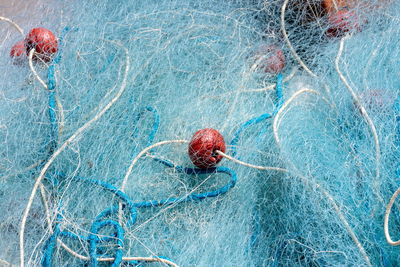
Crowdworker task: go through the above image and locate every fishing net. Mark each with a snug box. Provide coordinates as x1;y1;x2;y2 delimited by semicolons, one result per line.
0;0;399;266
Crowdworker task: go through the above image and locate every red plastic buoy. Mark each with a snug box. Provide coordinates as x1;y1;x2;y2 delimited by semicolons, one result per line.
188;128;226;169
10;40;26;58
322;0;356;14
24;27;58;62
254;45;285;74
326;10;364;37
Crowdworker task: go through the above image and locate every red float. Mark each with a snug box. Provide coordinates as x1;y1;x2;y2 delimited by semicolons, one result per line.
24;27;58;62
322;0;356;14
10;40;26;58
254;45;285;74
326;10;364;37
188;128;226;169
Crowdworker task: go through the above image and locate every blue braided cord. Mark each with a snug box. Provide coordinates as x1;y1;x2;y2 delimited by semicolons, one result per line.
46;27;71;151
89;220;124;267
59;226;117;243
53;157;229;267
45;162;233;265
45;172;136;243
40;27;130;266
230;73;284;157
133;157;237;208
76;176;136;207
94;205;137;227
42;49;231;265
40;28;71;265
47;88;58;153
70;174;138;226
42;211;64;266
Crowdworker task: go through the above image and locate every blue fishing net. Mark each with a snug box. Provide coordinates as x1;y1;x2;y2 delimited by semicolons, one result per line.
0;0;399;266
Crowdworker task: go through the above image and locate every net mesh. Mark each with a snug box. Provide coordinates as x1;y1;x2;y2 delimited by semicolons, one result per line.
0;0;399;266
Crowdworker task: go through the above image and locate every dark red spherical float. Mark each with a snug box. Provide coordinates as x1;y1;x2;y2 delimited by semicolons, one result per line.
188;128;226;169
24;27;58;62
322;0;355;14
10;40;26;58
326;10;364;37
254;45;285;74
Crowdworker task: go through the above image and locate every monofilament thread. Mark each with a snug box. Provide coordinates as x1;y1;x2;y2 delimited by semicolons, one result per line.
19;41;130;267
28;46;74;261
2;18;69;263
27;36;185;266
220;139;373;267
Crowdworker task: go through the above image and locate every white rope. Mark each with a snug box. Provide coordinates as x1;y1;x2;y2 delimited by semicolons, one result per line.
216;150;287;172
28;49;48;89
0;16;24;35
119;139;188;226
0;258;13;267
240;67;298;93
384;187;400;246
121;140;189;191
273;88;321;145
281;0;317;77
335;36;382;203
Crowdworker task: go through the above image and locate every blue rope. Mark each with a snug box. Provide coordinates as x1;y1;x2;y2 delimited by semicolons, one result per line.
52;158;236;233
89;220;124;267
46;27;70;154
134;157;237;208
74;175;138;227
45;159;236;266
42;208;64;267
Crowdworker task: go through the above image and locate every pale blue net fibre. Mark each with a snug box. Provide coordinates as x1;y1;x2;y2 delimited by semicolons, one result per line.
1;0;400;266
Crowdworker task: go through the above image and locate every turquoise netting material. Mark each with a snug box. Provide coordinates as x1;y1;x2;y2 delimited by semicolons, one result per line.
1;0;400;266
